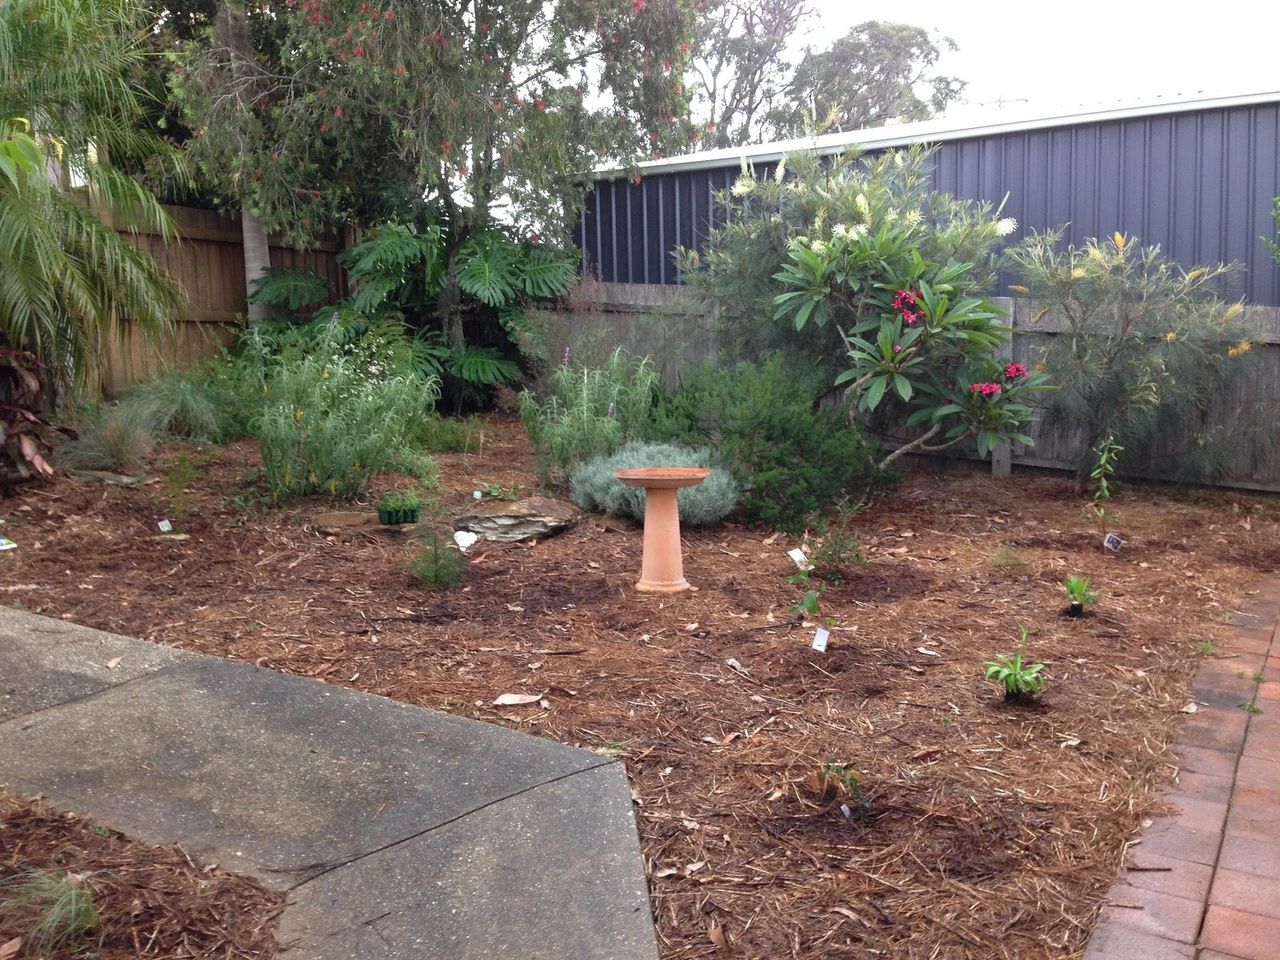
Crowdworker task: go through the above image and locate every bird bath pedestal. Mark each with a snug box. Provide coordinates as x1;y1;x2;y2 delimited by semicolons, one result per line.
614;467;710;593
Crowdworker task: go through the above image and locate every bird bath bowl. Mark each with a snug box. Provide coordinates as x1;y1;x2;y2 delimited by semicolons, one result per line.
614;467;711;593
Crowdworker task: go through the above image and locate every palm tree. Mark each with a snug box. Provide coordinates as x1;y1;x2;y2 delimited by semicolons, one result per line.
0;0;183;480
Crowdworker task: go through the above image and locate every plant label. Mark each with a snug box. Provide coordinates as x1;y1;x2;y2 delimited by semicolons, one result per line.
1103;533;1123;552
472;489;483;500
0;537;15;551
788;547;812;570
812;626;829;653
157;519;173;533
453;530;479;553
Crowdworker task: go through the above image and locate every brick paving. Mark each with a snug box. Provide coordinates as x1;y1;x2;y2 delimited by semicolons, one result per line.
1086;581;1280;960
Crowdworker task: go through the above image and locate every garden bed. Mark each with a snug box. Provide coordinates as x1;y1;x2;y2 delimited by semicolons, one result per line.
3;417;1278;959
0;790;281;959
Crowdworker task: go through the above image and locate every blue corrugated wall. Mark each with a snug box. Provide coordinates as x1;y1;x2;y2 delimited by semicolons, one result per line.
579;101;1280;305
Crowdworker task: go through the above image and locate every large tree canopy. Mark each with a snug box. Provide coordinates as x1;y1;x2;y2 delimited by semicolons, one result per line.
687;2;964;148
177;0;699;243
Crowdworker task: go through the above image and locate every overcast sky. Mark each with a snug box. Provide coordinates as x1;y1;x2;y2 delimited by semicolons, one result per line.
808;1;1280;123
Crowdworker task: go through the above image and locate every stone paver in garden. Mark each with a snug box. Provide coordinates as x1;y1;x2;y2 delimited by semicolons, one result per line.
1086;581;1280;960
0;606;656;960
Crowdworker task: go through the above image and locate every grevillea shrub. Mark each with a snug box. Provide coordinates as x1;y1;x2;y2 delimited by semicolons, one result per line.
1008;231;1267;483
569;442;737;526
255;319;437;500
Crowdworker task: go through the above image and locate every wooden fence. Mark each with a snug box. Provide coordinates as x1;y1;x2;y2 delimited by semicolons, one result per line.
102;204;347;393
560;282;1280;493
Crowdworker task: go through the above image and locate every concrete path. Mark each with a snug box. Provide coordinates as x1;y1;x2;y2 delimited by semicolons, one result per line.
1086;582;1280;960
0;607;657;960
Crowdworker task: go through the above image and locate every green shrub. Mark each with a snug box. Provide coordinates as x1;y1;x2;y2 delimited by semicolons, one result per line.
519;348;659;484
569;441;737;526
255;318;437;500
809;512;868;581
650;355;879;533
55;408;154;472
412;415;482;453
408;531;465;589
1008;231;1267;483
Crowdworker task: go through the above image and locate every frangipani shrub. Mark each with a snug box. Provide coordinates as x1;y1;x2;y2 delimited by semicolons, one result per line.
679;147;1049;471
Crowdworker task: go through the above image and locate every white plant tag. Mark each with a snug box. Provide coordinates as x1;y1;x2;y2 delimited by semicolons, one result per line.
0;537;15;551
472;489;483;500
157;519;173;532
453;530;479;553
788;547;812;570
1103;533;1123;552
811;626;829;653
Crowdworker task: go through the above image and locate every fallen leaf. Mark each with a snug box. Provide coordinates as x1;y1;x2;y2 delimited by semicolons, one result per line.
828;906;866;926
0;938;22;960
708;921;728;950
1179;702;1199;714
915;647;941;657
492;692;544;706
762;531;782;545
653;866;681;878
105;656;124;670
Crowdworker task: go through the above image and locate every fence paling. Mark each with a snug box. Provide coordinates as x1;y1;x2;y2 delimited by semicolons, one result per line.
558;283;1280;493
102;204;347;394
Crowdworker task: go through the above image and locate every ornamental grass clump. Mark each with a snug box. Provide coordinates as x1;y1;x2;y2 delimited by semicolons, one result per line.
255;319;437;500
569;442;737;526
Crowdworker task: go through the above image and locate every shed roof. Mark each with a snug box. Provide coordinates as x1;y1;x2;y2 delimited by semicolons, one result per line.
596;89;1280;179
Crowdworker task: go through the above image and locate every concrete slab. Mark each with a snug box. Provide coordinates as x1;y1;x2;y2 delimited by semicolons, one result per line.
280;763;657;960
0;654;607;885
0;606;192;720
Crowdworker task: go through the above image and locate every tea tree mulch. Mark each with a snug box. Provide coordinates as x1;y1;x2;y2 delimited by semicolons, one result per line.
0;791;281;959
4;419;1278;960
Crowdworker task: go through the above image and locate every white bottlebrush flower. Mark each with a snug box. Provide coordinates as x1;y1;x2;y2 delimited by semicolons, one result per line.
731;175;755;197
903;209;922;225
848;223;867;240
810;239;827;254
995;217;1018;237
774;156;787;182
854;193;870;218
832;223;850;238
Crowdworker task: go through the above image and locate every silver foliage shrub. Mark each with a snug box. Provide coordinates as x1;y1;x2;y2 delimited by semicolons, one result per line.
569;442;737;526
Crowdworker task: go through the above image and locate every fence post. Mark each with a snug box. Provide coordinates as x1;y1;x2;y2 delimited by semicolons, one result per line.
990;296;1015;477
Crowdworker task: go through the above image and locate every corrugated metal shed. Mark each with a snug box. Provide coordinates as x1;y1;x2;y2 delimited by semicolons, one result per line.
579;92;1280;305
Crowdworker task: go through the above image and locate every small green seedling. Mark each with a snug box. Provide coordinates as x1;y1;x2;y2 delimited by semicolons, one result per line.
1064;576;1098;614
805;762;871;816
984;626;1047;701
407;531;464;589
1195;641;1217;655
479;481;519;500
0;869;98;955
786;570;811;586
1238;700;1262;715
379;488;421;512
791;589;820;617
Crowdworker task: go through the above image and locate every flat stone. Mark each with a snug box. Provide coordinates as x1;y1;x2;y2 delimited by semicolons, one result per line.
0;654;606;886
312;510;415;539
280;763;657;960
453;497;578;542
0;606;192;721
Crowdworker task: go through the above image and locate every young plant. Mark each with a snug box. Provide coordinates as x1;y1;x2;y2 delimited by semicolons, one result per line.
163;450;201;519
0;869;98;956
379;488;422;525
479;481;519;500
1063;576;1098;615
984;626;1047;702
808;511;868;582
791;589;821;618
407;531;465;589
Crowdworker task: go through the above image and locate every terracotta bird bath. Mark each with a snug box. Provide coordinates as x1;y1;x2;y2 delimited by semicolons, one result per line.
614;467;710;593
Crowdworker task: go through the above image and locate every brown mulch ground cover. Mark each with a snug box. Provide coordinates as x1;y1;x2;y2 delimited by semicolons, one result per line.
0;791;281;959
3;416;1279;959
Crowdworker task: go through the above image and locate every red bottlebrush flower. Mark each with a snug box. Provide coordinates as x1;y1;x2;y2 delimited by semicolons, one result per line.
679;41;690;54
901;309;918;325
319;123;330;132
662;59;671;71
535;101;545;111
431;31;445;45
384;9;393;19
353;45;364;56
441;140;452;154
359;2;367;11
632;0;647;10
968;382;1002;397
514;94;525;106
334;107;344;118
482;52;491;62
1004;361;1028;380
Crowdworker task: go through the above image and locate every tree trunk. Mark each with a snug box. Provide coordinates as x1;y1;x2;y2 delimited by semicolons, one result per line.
215;2;270;324
241;209;271;324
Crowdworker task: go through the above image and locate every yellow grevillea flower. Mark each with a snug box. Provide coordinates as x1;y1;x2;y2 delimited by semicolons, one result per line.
1165;331;1177;343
